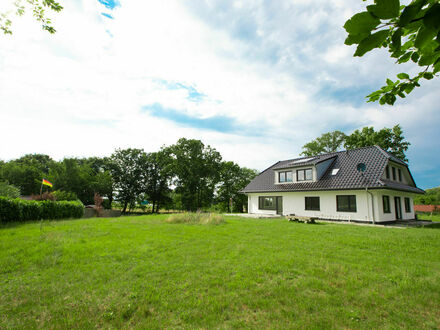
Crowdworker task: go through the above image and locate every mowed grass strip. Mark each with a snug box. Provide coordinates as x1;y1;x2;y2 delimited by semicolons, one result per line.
0;215;439;329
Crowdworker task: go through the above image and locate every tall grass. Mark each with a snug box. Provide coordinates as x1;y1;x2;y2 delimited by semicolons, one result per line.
165;212;225;225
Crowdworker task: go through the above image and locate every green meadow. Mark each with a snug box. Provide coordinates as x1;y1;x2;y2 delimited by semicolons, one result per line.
1;215;439;329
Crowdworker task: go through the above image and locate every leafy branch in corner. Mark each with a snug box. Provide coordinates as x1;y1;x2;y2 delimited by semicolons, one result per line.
0;0;63;35
344;0;440;105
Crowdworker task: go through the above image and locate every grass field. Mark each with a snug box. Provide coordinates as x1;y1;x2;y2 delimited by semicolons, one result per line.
418;212;440;222
1;215;439;328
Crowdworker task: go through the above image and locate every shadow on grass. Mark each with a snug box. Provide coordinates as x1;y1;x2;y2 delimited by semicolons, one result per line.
419;223;440;229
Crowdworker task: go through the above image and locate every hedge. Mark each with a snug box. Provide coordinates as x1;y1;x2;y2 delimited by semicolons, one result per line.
0;197;84;223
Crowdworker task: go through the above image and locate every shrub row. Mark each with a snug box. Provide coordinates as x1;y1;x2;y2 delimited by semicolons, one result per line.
0;197;84;223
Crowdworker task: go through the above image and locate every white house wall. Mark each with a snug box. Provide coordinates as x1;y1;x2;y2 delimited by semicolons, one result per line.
247;189;415;222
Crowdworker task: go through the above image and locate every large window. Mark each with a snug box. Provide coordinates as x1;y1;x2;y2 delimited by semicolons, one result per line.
383;195;391;213
398;169;402;182
404;197;411;213
259;196;276;210
336;195;357;212
297;168;313;181
385;165;390;179
305;197;320;211
278;171;293;183
392;167;396;180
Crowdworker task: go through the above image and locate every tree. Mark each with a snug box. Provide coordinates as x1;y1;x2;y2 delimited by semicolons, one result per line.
143;150;172;213
217;162;258;213
0;181;20;198
166;138;222;211
344;124;410;161
110;148;147;213
0;154;54;195
1;0;63;35
414;186;440;204
301;125;410;161
344;0;440;105
301;131;347;156
48;158;95;204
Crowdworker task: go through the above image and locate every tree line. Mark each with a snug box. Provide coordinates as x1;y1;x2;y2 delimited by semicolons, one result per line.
301;124;410;161
0;138;257;213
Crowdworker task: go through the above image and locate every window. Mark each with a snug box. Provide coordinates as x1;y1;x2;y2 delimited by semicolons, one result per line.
259;196;276;210
392;167;396;180
385;165;390;179
297;168;313;181
383;196;391;213
278;171;292;183
404;197;411;213
336;195;357;212
398;169;402;182
305;197;320;211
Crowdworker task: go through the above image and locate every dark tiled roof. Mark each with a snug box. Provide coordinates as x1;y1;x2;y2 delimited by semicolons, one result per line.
242;145;424;194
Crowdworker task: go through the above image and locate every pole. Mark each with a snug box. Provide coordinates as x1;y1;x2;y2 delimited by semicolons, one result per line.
40;180;43;198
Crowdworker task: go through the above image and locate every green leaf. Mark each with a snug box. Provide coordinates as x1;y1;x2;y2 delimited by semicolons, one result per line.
434;58;440;73
411;52;420;62
404;84;415;94
345;33;370;45
423;3;440;31
386;78;394;86
397;73;410;79
418;53;439;66
367;0;400;19
354;30;389;56
398;52;412;63
344;12;380;35
391;28;402;52
398;0;427;27
414;27;437;50
423;72;434;80
379;95;387;105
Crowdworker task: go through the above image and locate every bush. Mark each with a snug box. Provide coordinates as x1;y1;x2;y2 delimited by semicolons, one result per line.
165;212;225;225
0;182;20;199
0;197;84;223
52;190;78;201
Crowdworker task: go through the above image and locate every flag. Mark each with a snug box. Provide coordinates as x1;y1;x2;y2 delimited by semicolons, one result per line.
42;179;53;188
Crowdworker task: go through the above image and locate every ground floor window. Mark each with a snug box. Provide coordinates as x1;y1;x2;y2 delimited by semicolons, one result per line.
383;195;391;213
259;196;276;210
336;195;357;212
305;197;320;211
404;197;411;213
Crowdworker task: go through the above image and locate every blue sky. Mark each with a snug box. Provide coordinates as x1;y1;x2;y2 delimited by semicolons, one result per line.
0;0;439;189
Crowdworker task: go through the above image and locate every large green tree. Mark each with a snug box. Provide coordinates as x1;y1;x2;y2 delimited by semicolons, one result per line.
217;162;258;213
1;154;54;195
166;138;222;211
110;148;148;213
344;0;440;105
300;131;347;157
143;150;172;213
301;124;410;161
344;124;410;161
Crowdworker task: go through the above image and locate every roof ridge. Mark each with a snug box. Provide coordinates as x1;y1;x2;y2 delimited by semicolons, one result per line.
279;145;380;163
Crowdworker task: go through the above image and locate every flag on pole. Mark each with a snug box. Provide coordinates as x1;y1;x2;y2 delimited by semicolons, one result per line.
42;179;53;188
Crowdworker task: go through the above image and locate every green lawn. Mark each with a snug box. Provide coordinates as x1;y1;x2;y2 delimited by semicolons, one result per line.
418;212;440;222
1;215;439;328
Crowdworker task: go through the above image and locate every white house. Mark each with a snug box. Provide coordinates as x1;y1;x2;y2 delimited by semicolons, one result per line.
241;146;424;223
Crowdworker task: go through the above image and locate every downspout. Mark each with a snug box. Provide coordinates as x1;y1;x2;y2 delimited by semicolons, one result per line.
366;187;375;224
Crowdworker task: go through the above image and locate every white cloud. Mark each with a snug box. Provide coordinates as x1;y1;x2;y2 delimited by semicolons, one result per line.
0;0;439;188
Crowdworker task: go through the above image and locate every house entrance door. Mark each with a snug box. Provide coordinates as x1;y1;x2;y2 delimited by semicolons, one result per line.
394;196;402;220
276;197;283;215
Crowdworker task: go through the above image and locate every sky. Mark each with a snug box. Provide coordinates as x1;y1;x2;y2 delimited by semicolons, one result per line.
0;0;439;189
